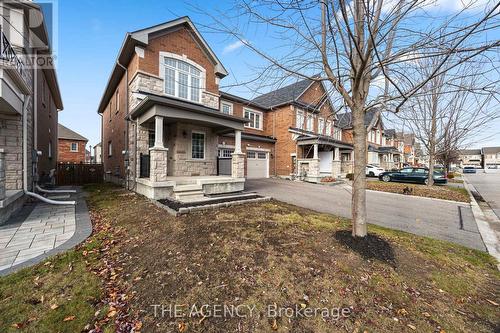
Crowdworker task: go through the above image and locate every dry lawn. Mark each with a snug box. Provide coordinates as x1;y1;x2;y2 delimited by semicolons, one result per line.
367;181;470;202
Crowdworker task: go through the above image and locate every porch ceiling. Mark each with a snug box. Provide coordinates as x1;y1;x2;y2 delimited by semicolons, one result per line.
130;94;247;131
297;137;353;150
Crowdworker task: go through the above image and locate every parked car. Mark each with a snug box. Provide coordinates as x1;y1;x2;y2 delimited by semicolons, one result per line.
379;167;447;185
462;166;477;174
366;164;385;177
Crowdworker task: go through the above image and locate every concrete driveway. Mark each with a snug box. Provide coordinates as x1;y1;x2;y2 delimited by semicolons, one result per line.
246;178;486;251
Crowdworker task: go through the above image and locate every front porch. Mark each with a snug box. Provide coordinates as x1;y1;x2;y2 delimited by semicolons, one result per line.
296;136;353;182
130;95;248;201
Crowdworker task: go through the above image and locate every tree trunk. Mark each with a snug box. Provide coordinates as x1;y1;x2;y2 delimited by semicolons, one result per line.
351;103;367;237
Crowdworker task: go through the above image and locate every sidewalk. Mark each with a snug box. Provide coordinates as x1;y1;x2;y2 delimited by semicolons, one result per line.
0;189;92;276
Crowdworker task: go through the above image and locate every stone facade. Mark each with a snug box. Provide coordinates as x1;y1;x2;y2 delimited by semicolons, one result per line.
331;160;341;178
201;91;219;109
149;147;168;182
0;149;5;200
231;153;245;178
0;114;23;190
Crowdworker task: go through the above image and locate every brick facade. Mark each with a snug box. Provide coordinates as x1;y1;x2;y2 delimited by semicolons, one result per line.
57;139;87;163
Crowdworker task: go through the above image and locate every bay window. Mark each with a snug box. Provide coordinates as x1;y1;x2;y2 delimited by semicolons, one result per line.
162;55;204;103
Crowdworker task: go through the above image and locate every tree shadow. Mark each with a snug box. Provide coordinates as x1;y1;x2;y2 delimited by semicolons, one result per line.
334;230;396;267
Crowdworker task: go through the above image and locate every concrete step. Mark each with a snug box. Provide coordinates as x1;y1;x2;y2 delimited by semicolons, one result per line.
173;184;203;192
174;190;205;202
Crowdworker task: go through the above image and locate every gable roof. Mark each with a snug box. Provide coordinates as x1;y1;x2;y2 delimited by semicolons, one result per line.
384;129;396;137
58;124;88;141
482;147;500;154
337;110;380;129
458;149;482;155
97;16;227;114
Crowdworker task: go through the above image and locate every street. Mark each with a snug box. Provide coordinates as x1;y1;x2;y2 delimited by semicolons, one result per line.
246;178;486;250
464;173;500;220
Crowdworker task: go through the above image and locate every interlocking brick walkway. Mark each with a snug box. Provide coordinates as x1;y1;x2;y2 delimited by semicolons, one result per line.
0;189;91;275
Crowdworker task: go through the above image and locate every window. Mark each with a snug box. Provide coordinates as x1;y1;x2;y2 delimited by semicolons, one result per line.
70;142;78;152
162;56;204;103
306;114;314;132
48;141;52;159
244;108;263;130
221;101;233;115
257;152;267;159
296;110;305;129
108;141;112;157
218;149;233;158
191;132;205;159
318;118;325;134
333;127;342;140
325;120;332;136
148;130;155;148
115;89;120;112
247;151;256;159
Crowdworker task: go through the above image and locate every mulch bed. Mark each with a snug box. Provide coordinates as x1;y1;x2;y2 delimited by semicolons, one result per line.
158;194;263;210
367;181;470;202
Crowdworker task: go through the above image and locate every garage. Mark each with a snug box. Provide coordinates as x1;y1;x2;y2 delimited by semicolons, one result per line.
246;150;269;179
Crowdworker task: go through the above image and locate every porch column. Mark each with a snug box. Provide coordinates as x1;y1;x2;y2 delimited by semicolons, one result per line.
313;143;319;159
332;147;341;178
149;116;168;182
231;129;245;178
0;149;5;201
154;116;164;148
308;143;320;182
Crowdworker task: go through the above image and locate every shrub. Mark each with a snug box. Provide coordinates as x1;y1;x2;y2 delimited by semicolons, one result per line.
346;173;354;181
447;172;455;179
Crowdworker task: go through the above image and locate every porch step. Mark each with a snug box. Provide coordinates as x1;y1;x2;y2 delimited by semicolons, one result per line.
173;184;205;202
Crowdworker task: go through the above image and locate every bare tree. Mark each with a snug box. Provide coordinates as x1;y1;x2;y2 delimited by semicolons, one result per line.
399;53;499;185
200;0;500;237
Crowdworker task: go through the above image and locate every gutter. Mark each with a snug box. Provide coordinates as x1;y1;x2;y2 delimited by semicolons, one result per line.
116;60;130;190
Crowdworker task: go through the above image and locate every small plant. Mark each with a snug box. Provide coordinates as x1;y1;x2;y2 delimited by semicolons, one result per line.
321;176;336;183
346;173;354;181
447;172;455;179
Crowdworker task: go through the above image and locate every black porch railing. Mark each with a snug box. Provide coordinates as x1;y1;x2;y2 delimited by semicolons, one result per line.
0;25;31;86
140;153;150;178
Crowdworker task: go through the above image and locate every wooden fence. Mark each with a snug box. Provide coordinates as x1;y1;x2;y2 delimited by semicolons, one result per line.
56;163;104;185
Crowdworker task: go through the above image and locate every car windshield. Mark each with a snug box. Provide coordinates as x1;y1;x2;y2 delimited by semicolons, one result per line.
464;167;474;170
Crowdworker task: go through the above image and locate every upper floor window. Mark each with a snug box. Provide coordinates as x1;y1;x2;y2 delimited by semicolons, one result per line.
244;108;263;130
318;118;325;135
333;127;342;140
115;89;120;112
163;55;204;103
70;142;78;152
296;110;305;129
221;101;233;115
325;120;332;136
306;114;314;132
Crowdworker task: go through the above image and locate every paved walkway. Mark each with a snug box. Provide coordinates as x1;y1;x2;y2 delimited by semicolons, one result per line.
247;179;486;251
0;189;92;275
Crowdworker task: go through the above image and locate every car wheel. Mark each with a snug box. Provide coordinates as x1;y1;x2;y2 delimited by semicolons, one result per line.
369;171;375;177
382;175;391;182
424;179;429;185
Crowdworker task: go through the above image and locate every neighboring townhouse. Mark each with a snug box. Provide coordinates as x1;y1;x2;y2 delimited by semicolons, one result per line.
57;124;88;163
397;132;419;166
98;17;356;201
93;142;102;163
458;149;482;168
338;110;400;171
0;0;63;223
482;147;500;169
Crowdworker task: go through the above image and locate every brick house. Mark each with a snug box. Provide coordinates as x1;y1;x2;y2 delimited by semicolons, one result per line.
0;1;63;224
57;124;88;163
98;17;359;201
481;147;500;170
338;110;401;171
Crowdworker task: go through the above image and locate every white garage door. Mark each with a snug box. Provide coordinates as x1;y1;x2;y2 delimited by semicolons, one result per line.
247;151;269;179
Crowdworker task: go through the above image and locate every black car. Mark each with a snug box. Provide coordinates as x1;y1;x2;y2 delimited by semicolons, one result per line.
378;167;447;185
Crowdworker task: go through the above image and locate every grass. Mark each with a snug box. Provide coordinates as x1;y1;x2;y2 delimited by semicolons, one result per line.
1;183;498;332
367;180;471;202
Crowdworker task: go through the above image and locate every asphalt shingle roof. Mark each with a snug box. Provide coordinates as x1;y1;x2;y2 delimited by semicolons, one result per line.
482;147;500;154
58;124;88;141
251;77;314;108
384;129;396;137
336;110;378;129
459;149;482;155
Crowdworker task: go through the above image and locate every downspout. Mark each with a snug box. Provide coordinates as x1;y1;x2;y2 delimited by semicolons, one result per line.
22;94;29;192
116;60;129;190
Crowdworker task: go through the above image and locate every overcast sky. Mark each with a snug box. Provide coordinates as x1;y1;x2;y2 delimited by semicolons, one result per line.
53;0;499;149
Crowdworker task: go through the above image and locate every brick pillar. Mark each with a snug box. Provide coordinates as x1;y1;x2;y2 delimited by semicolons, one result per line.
0;149;5;200
149;147;168;182
231;153;245;179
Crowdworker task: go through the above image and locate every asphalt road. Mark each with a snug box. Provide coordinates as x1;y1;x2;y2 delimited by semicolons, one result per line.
246;178;486;250
464;173;500;220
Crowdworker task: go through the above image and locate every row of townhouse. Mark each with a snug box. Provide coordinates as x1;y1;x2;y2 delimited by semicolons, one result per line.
458;147;500;169
0;0;62;223
98;17;420;201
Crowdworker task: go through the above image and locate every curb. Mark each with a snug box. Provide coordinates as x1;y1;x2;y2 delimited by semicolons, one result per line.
0;190;93;277
462;179;500;267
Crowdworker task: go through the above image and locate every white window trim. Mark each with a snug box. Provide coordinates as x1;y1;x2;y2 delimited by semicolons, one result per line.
220;101;233;115
306;113;314;132
191;130;206;160
70;142;78;152
159;52;206;104
296;109;305;130
108;142;112;157
325;120;332;136
318;117;325;135
115;89;120;112
243;108;263;131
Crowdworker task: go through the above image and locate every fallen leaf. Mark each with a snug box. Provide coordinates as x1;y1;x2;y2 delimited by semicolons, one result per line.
63;316;75;322
50;304;59;310
407;324;416;330
486;299;499;306
271;318;278;330
11;322;24;329
178;321;187;332
107;310;117;318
